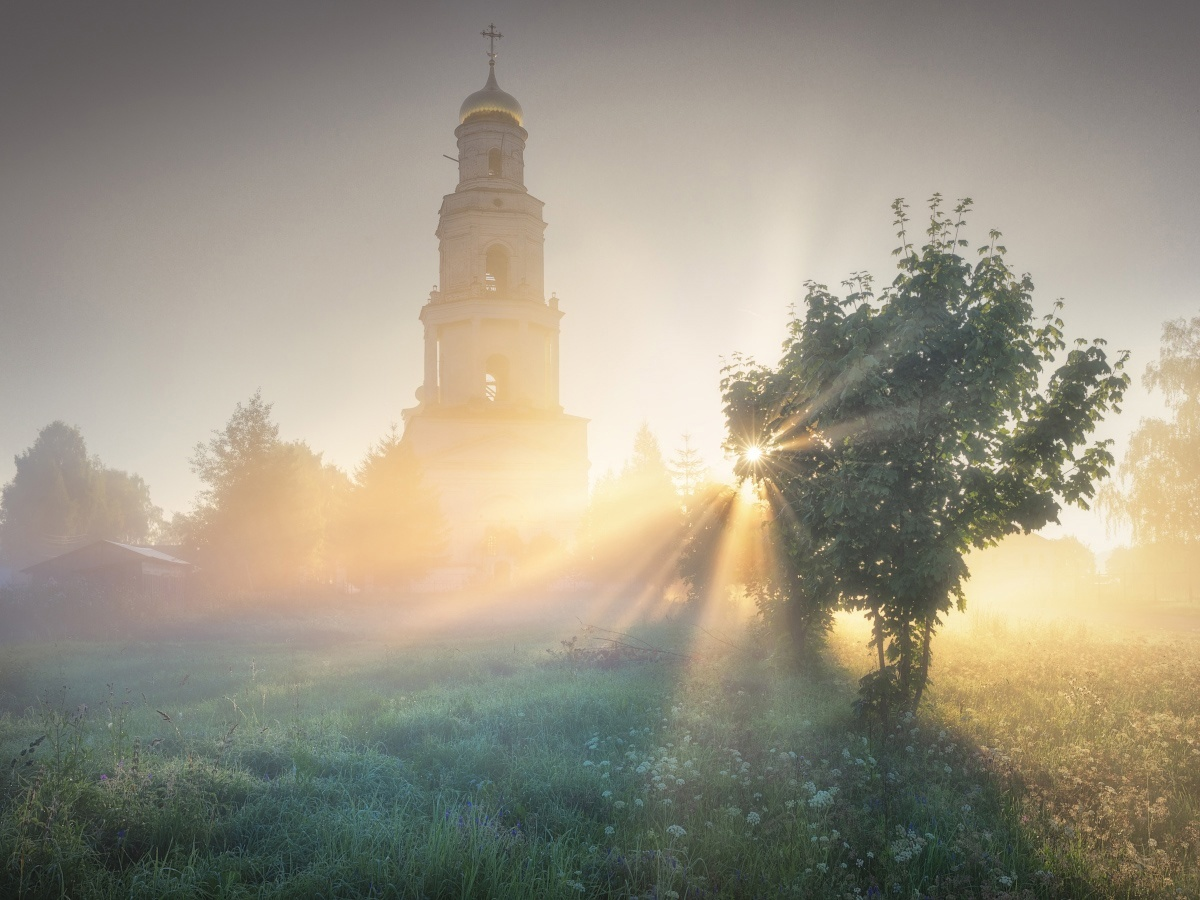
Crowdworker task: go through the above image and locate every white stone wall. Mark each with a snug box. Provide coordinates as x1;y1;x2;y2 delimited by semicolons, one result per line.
455;119;526;188
403;413;589;564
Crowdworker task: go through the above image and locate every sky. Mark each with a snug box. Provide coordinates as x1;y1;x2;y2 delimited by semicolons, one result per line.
1;0;1197;555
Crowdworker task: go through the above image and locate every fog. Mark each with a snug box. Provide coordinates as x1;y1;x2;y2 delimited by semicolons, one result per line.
2;1;1198;558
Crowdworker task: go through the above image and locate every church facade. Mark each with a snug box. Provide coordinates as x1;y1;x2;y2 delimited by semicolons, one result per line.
401;33;589;582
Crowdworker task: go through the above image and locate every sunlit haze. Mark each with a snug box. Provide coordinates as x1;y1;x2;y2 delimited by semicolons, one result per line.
2;1;1198;555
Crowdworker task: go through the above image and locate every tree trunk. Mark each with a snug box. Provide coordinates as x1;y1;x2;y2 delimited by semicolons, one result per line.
911;617;934;711
872;607;886;672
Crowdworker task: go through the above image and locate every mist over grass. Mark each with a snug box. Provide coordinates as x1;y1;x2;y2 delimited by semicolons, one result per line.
1;582;1197;898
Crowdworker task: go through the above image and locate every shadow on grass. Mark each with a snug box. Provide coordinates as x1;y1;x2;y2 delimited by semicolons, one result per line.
2;594;1158;898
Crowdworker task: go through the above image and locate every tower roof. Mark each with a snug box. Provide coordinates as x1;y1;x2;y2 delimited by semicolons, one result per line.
459;62;524;127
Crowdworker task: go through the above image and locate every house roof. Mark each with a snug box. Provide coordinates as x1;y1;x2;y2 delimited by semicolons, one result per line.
22;540;193;576
107;542;189;564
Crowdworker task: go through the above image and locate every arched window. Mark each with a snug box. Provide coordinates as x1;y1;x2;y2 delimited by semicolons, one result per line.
484;245;508;293
485;354;510;402
487;148;502;176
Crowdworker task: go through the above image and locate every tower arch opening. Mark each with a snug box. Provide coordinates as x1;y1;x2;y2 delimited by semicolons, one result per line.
488;148;502;176
484;353;510;402
484;244;509;294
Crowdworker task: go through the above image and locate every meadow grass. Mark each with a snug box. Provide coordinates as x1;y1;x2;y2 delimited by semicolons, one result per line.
1;600;1197;898
914;616;1199;898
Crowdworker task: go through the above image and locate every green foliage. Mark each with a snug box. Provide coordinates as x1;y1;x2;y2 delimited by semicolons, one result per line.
750;568;837;671
722;196;1129;715
1101;314;1200;545
182;392;350;592
336;426;446;588
676;482;736;601
0;422;162;568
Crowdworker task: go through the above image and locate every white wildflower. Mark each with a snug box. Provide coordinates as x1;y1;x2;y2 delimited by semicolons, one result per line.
809;790;835;809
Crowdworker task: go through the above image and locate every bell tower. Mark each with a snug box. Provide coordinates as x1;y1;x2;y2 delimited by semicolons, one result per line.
402;26;589;582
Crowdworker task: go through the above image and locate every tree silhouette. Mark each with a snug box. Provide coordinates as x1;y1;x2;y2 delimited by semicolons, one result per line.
183;391;348;592
0;421;160;568
336;426;445;589
1101;315;1200;544
724;196;1128;713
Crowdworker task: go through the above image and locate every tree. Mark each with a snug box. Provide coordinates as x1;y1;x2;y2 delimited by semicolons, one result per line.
672;433;722;600
580;424;682;588
723;196;1128;715
0;421;160;568
1101;315;1200;544
626;423;678;509
336;426;445;589
91;469;162;545
669;432;711;515
184;392;348;592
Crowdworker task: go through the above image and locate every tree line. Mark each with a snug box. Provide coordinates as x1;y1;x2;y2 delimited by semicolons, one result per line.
0;394;445;594
0;396;713;597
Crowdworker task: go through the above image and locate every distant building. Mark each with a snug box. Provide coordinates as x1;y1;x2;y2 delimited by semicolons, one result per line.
22;540;192;603
401;29;589;582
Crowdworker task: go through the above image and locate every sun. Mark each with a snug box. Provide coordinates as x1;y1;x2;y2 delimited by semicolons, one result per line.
743;445;764;464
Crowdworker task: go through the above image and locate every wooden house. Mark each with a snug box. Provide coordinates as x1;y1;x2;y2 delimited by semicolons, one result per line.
22;540;192;603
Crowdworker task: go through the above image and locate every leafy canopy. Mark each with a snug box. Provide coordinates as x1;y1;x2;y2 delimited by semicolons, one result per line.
1101;315;1200;545
184;391;349;592
722;196;1128;711
0;421;161;568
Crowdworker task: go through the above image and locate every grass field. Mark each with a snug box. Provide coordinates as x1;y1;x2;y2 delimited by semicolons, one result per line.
1;595;1197;898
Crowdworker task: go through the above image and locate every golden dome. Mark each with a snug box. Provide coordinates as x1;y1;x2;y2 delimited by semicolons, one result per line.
459;63;523;126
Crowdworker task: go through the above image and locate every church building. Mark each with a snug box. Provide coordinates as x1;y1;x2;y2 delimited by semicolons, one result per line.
402;28;589;582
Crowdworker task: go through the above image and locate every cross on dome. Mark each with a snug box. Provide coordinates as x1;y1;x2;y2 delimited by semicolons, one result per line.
459;24;523;126
481;23;502;63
